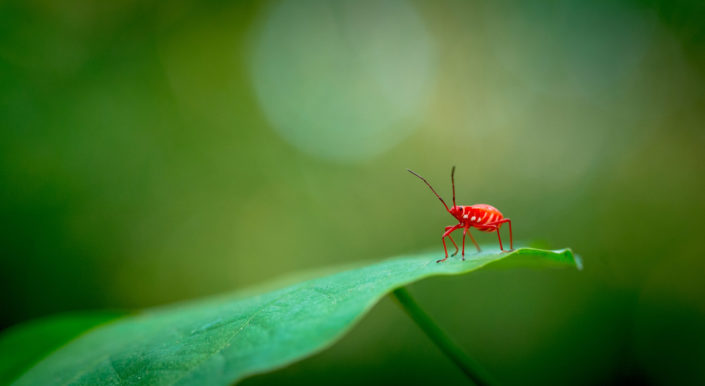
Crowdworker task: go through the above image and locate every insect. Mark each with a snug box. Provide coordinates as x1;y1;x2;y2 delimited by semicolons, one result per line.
408;166;513;263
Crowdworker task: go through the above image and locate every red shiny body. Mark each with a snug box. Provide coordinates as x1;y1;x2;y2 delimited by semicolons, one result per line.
408;167;513;263
451;204;505;232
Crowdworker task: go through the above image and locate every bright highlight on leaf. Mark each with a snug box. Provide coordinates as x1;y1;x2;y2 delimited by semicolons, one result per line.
5;247;580;385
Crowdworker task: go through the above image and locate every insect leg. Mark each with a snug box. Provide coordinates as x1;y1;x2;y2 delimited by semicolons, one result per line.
440;238;450;263
466;227;481;252
438;224;462;263
445;226;460;256
485;219;512;251
449;235;459;256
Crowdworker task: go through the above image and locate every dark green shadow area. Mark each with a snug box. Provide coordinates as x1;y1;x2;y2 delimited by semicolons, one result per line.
0;311;125;384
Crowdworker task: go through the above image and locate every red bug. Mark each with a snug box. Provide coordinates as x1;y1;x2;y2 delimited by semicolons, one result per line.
408;166;513;263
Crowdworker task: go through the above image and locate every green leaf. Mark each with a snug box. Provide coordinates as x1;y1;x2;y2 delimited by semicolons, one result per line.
12;247;580;385
0;311;125;384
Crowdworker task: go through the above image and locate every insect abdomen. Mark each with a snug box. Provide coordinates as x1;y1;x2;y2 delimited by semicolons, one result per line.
468;205;503;231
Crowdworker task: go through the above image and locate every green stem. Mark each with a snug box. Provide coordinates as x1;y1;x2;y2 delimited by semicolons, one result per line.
391;287;498;386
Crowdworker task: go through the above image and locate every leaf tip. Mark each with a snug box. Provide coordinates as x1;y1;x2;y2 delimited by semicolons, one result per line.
559;248;583;271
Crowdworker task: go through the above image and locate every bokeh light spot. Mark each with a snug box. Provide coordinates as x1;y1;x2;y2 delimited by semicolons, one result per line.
249;0;437;162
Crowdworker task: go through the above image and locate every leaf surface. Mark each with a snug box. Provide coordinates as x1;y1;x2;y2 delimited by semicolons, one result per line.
12;247;581;385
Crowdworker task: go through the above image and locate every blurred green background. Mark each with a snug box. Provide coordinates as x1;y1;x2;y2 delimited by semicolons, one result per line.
1;0;704;384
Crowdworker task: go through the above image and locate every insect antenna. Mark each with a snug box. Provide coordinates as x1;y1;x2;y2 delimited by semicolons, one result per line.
451;165;456;207
407;169;450;212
